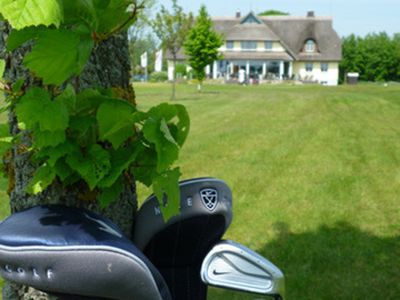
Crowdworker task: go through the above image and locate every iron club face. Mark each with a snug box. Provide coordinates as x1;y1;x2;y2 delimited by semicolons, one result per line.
201;240;285;299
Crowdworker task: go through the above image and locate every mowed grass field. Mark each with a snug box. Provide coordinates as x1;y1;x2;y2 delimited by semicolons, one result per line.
1;82;400;299
134;83;400;300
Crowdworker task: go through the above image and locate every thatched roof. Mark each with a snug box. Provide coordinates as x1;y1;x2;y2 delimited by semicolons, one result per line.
224;23;280;41
167;12;342;62
261;15;342;61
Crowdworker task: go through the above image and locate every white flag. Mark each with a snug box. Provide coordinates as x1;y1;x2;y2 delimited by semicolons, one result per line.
155;50;163;72
140;52;148;68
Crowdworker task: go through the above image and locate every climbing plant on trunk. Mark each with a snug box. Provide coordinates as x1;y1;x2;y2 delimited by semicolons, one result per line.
0;1;189;298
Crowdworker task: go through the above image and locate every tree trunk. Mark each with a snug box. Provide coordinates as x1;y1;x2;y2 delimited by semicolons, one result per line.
1;23;137;300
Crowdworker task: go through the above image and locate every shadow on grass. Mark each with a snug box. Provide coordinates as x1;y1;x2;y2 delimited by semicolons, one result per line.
209;222;399;300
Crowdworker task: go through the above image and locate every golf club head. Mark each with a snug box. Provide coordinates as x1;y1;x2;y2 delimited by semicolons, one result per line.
201;240;285;300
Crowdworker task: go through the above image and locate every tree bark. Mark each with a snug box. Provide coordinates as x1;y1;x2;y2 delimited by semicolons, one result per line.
1;22;137;300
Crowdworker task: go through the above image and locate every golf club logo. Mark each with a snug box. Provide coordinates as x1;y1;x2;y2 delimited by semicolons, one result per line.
200;188;218;211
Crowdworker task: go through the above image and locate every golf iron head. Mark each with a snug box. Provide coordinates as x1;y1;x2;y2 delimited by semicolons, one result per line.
201;240;285;300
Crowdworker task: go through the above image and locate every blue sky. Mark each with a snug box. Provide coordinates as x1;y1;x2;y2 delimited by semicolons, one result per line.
156;0;399;37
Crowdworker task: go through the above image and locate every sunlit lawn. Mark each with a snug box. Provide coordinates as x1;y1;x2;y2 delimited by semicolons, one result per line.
134;82;400;300
1;82;400;299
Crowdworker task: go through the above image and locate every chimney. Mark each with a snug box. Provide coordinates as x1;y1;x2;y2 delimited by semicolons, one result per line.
236;11;241;18
307;11;315;18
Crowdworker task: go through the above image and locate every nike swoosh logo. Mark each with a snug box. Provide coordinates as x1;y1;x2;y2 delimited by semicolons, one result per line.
213;269;230;276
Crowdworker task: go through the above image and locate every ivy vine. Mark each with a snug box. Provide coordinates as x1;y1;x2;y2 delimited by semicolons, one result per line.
0;0;190;219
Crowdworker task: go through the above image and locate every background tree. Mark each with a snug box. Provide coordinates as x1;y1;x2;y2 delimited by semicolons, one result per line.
258;10;290;16
340;32;400;82
184;5;223;92
339;34;363;82
394;33;400;79
128;0;157;78
152;0;192;100
128;0;155;43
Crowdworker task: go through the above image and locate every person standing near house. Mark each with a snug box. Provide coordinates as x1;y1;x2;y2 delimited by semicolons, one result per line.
238;68;246;84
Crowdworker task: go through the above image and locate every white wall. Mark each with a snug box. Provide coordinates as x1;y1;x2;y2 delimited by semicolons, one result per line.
168;61;174;81
294;62;339;86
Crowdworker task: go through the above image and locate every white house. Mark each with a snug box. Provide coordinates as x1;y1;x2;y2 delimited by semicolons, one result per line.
168;11;342;86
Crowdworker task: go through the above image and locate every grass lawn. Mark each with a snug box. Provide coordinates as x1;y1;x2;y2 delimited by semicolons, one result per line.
134;82;400;300
1;82;400;299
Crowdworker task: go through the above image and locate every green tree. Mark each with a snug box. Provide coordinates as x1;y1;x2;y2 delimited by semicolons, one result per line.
128;0;155;43
152;0;192;100
128;0;157;77
340;32;400;83
340;34;363;82
394;33;400;79
184;5;223;92
258;10;289;16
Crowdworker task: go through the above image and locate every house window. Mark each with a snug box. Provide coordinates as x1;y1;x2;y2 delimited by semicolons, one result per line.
265;41;273;50
321;63;328;72
305;63;313;72
305;40;316;52
241;41;257;50
226;41;234;50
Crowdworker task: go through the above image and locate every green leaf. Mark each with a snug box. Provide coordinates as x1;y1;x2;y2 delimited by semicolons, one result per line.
54;158;75;181
142;103;191;173
160;118;178;146
16;87;69;132
66;144;111;190
153;167;181;221
55;84;76;113
143;116;179;173
93;0;111;9
147;103;190;146
98;145;141;188
0;59;5;78
69;116;96;132
99;177;123;208
24;29;94;85
77;31;94;72
15;87;46;128
174;104;190;146
12;79;25;93
133;146;157;187
69;116;97;146
0;124;12;154
36;141;79;167
26;163;56;195
61;0;98;30
0;0;62;29
97;99;136;149
147;103;180;120
95;0;133;33
7;26;43;51
75;89;110;114
33;130;65;148
99;144;141;188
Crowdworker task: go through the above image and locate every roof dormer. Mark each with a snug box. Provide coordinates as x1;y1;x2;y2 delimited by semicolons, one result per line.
303;39;318;53
240;12;263;25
